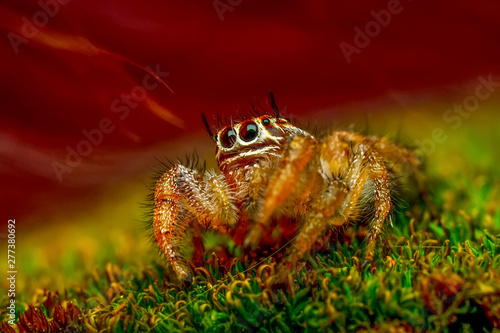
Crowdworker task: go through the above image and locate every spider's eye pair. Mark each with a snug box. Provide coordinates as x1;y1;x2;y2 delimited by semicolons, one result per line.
219;121;258;148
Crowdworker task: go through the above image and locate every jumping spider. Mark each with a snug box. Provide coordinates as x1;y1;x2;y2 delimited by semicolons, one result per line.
152;93;425;281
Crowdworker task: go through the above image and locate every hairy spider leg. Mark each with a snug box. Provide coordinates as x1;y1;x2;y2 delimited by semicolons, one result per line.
325;132;394;264
280;132;368;273
154;165;237;280
322;132;395;264
282;131;395;275
363;149;392;262
243;135;318;249
371;138;436;217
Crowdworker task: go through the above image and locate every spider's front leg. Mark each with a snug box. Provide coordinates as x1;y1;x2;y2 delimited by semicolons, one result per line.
243;135;318;249
154;165;237;280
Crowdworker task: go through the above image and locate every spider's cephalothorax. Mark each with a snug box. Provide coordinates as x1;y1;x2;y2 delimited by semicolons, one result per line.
152;94;424;281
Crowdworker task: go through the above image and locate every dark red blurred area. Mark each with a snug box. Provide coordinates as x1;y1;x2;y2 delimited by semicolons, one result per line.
1;0;500;221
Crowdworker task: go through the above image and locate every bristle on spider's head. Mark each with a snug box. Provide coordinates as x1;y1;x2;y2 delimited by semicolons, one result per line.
201;112;216;141
202;93;285;136
269;92;280;118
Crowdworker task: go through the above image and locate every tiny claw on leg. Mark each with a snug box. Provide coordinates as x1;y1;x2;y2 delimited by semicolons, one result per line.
361;248;378;274
362;252;373;269
171;260;193;282
179;269;192;282
363;242;375;265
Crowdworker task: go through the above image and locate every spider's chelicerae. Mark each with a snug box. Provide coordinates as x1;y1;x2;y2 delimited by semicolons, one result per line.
152;94;425;281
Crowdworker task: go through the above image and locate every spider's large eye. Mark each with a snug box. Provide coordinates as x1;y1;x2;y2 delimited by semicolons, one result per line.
239;121;258;142
220;127;236;148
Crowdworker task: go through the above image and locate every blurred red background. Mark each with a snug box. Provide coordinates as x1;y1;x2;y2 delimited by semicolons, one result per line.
1;0;500;222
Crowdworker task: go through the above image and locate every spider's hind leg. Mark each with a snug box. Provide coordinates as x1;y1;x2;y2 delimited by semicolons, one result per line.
276;131;367;278
317;132;387;263
362;149;393;264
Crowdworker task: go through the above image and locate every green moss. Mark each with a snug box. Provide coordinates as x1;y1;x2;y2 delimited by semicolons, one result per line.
2;106;500;332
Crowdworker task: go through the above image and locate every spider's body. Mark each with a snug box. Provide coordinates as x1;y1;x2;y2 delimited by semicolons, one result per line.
152;94;423;281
